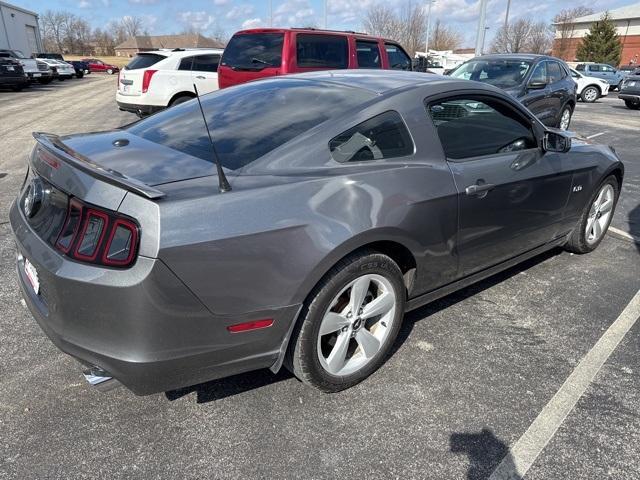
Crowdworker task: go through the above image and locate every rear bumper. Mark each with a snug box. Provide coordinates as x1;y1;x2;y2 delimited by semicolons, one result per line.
117;100;164;116
26;71;52;80
10;199;299;395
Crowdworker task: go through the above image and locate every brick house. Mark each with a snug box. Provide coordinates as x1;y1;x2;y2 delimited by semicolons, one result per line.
553;3;640;67
115;34;225;57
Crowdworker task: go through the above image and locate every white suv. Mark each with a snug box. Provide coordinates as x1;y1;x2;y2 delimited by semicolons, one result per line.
569;68;610;103
116;48;223;116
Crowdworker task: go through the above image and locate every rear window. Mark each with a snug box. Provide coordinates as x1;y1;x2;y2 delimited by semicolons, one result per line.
296;34;348;68
127;79;374;170
125;53;166;70
221;33;284;69
193;54;220;72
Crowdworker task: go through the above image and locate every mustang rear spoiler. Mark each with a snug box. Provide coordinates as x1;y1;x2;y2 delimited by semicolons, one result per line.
32;132;166;200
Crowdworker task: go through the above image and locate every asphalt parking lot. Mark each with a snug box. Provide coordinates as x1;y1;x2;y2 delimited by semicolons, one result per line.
0;76;639;479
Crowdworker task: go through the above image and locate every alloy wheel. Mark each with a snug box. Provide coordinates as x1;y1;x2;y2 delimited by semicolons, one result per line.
559;108;571;130
317;274;397;376
583;87;598;102
585;184;614;245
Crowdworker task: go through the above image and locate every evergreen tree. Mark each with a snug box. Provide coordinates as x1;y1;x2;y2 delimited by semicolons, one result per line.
576;13;622;66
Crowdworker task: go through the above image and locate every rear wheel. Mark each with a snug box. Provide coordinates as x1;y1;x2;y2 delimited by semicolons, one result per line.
107;68;114;75
286;251;405;392
38;77;53;85
169;95;194;107
11;85;24;91
625;99;640;110
565;175;619;254
76;71;84;79
558;105;572;130
581;86;599;103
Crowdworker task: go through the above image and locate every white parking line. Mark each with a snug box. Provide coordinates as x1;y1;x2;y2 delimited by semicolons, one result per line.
608;226;640;244
586;131;607;139
489;289;640;480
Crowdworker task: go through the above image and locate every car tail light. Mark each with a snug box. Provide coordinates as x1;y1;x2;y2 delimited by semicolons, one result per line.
227;319;274;333
142;69;157;93
54;198;139;268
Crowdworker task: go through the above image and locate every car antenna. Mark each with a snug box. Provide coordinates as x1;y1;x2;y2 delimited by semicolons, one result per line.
193;83;232;193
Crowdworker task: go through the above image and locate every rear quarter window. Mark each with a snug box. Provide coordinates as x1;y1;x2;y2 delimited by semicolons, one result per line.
329;111;414;162
296;34;348;68
125;54;166;70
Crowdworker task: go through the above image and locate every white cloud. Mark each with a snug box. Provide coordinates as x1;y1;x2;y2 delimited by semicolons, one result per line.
179;11;216;31
78;0;90;7
226;5;255;20
213;0;229;5
273;0;316;27
241;18;263;29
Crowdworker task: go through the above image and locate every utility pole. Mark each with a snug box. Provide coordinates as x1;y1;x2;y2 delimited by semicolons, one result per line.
324;0;328;29
475;0;488;56
504;0;511;28
424;0;435;55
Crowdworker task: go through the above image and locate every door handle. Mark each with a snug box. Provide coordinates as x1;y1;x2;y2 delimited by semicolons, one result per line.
195;75;206;79
465;183;496;196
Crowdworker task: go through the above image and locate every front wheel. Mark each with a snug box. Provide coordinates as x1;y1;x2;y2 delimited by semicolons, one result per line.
558;105;572;130
565;176;619;254
625;99;640;110
286;251;406;392
581;86;599;103
106;68;114;75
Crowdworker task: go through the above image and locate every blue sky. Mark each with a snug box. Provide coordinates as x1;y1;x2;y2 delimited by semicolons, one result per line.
12;0;634;47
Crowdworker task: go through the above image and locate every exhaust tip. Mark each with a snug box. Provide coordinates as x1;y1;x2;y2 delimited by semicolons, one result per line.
82;366;121;392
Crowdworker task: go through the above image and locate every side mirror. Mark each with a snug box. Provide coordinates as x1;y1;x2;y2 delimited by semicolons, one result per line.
528;80;547;90
543;131;571;153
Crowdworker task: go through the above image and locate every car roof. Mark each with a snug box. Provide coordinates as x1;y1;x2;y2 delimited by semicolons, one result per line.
149;48;224;58
472;53;553;62
271;69;490;95
232;27;393;42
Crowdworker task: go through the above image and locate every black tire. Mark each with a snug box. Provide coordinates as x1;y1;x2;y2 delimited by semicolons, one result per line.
76;71;84;79
58;77;66;82
564;175;619;254
625;100;640;110
170;95;194;107
11;85;24;92
286;250;406;392
580;86;599;103
107;68;114;75
38;77;53;85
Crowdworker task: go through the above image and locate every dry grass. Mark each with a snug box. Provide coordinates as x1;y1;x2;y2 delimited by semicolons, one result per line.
65;55;130;69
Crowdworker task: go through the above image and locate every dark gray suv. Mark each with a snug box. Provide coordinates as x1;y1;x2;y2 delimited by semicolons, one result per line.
448;54;578;130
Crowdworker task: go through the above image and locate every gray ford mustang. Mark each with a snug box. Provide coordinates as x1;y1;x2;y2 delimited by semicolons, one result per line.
11;70;623;395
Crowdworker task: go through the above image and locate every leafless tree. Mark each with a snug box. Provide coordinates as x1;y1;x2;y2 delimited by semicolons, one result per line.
491;19;552;54
429;19;462;51
120;16;144;39
41;10;67;52
553;6;594;59
362;2;425;56
92;28;116;56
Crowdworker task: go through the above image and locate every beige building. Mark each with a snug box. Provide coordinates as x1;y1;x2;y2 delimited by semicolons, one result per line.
553;3;640;66
115;34;225;57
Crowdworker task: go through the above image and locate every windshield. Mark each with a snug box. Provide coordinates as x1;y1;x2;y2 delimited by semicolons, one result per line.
127;78;375;170
221;33;284;70
450;59;532;88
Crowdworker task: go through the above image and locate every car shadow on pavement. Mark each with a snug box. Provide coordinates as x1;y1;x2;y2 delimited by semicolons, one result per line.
392;247;562;357
630;203;640;255
450;428;520;480
165;367;294;403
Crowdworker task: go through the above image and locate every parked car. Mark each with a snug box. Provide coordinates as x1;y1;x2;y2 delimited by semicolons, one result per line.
413;56;443;74
0;57;29;91
618;64;638;78
82;58;119;74
618;72;640;109
10;71;623;395
574;63;625;90
116;48;223;117
448;54;577;130
569;68;610;102
0;49;52;84
35;57;75;80
37;53;89;78
218;27;412;88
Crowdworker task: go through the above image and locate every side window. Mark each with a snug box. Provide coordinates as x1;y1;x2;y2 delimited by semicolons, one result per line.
329;111;414;162
529;62;547;83
178;56;193;71
576;64;585;71
547;61;563;83
356;40;381;69
193;54;220;72
589;64;601;72
385;43;411;70
427;97;537;160
296;34;348;68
